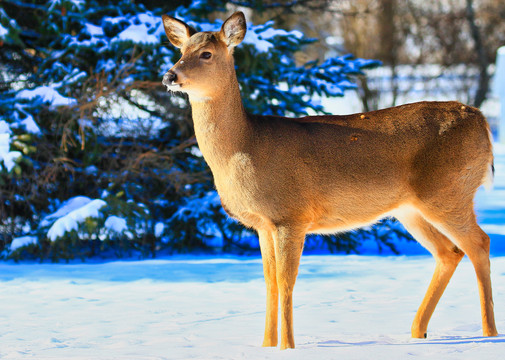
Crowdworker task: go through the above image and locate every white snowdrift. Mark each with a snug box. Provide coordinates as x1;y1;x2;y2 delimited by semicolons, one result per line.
0;120;21;172
104;215;127;233
0;23;8;38
16;86;77;106
9;236;37;251
0;256;505;359
44;197;107;241
18;114;41;134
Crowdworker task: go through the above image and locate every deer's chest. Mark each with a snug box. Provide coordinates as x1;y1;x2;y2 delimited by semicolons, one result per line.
212;152;265;227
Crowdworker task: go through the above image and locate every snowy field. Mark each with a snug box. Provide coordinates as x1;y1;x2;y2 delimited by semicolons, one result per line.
2;144;505;359
2;256;505;359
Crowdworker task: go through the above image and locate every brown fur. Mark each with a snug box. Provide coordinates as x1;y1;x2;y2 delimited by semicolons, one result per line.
162;12;498;349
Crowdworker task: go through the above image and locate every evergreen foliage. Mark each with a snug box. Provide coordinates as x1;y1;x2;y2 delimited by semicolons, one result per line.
0;0;409;261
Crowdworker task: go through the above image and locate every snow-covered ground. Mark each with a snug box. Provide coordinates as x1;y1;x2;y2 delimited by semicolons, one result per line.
2;144;505;359
3;5;505;356
1;256;505;359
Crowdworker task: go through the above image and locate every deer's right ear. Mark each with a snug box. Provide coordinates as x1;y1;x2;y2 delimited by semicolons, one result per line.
220;12;246;49
162;15;196;48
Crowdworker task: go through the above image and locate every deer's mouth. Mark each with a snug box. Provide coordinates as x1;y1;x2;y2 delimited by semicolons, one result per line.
162;80;182;89
169;84;182;90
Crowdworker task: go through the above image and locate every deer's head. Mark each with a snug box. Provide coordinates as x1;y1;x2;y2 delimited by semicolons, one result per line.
162;12;246;101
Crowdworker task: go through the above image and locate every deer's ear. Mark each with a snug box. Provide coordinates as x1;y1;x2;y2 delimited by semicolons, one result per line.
162;15;196;48
220;12;246;49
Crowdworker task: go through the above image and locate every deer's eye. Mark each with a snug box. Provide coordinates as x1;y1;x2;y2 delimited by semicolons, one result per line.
200;51;212;60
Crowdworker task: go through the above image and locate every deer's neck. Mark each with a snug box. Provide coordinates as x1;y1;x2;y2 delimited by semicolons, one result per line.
189;77;251;170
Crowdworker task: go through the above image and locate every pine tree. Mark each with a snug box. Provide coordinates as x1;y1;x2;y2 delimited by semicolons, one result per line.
0;0;400;261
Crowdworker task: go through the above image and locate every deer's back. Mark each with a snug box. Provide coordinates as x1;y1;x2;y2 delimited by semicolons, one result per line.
250;101;491;185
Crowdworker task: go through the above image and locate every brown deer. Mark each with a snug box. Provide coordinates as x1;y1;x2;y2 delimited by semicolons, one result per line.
161;11;498;349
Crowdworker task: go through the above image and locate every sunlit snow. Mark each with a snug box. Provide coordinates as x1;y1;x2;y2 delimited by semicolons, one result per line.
0;121;21;172
0;23;8;38
1;256;505;359
9;236;37;251
45;198;107;241
18;114;41;134
104;216;128;233
154;222;165;237
16;86;77;106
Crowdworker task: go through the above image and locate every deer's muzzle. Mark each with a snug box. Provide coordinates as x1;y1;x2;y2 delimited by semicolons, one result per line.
162;71;178;87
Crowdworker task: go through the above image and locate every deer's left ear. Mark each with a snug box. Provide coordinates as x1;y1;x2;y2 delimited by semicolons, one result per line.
220;12;246;49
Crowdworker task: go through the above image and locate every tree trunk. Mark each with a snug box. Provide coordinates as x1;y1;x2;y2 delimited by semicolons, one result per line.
466;0;489;108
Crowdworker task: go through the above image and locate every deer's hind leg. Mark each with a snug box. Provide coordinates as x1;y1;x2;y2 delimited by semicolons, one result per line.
395;210;465;338
420;205;498;337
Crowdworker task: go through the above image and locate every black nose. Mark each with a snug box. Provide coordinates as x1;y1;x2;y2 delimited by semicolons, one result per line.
163;71;177;85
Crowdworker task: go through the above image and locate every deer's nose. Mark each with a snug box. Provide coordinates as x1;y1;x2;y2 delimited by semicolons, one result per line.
163;71;177;86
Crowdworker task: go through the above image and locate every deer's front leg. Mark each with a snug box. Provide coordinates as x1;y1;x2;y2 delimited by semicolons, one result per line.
258;229;278;347
274;225;305;350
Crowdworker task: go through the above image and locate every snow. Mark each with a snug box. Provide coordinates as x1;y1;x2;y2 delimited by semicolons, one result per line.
0;23;7;38
244;30;274;52
492;46;505;141
171;191;224;243
154;222;165;237
117;23;159;44
0;120;10;134
0;123;21;172
258;26;302;40
0;133;10;150
19;114;41;134
9;104;42;134
84;165;98;174
110;12;165;45
41;196;94;227
45;198;107;241
172;191;221;220
84;23;103;37
16;86;77;106
102;16;123;25
68;22;105;48
1;256;505;359
97;59;116;73
182;18;303;54
242;24;303;53
104;216;127;233
9;236;37;251
48;0;84;10
0;150;21;172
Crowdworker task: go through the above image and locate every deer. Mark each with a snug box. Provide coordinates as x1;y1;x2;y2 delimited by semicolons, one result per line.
161;11;498;350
